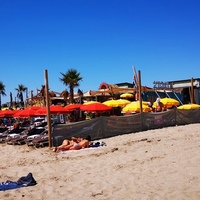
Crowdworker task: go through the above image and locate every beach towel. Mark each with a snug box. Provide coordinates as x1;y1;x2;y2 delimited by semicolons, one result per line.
0;173;37;191
90;141;107;147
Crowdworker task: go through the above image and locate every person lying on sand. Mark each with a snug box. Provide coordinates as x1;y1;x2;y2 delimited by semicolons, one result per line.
52;135;91;152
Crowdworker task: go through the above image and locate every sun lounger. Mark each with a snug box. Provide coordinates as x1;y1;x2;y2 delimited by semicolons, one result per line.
32;135;49;148
0;127;8;133
0;133;8;143
4;133;21;144
36;122;47;127
7;135;28;145
24;128;47;146
3;126;46;146
2;128;27;143
24;134;44;146
26;127;46;136
8;128;26;134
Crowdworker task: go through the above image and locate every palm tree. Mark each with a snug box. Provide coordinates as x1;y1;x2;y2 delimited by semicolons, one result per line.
15;84;27;108
59;68;83;104
0;81;6;110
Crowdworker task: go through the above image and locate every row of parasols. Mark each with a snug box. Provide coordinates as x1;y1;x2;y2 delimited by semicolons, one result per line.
0;98;200;118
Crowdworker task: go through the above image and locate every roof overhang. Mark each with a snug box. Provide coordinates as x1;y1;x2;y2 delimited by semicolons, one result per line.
173;80;200;88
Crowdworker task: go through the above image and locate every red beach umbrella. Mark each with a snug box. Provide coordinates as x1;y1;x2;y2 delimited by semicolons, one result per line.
64;104;83;111
26;106;41;110
0;109;19;118
14;109;37;118
35;105;68;115
13;106;42;118
80;102;112;112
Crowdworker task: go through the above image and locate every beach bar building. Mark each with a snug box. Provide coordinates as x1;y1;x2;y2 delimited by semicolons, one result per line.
81;78;200;106
169;78;200;104
153;78;200;105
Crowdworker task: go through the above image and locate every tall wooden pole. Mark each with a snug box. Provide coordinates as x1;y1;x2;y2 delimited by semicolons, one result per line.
191;77;194;104
138;70;143;113
44;70;52;148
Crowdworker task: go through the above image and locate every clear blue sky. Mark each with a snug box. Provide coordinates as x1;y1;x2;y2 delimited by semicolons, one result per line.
1;0;200;104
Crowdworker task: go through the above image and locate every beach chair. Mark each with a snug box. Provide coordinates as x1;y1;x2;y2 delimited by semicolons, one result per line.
32;135;49;148
0;127;8;134
5;134;21;144
8;135;28;145
4;128;27;144
27;127;46;135
0;132;8;143
24;134;44;146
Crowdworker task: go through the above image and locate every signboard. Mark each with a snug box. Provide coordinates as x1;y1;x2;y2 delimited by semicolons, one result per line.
153;81;173;90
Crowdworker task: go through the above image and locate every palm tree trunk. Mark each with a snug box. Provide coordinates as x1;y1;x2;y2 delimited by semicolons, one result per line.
20;93;24;107
70;86;74;104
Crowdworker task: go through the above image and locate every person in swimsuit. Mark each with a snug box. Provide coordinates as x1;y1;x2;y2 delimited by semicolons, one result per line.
52;137;78;152
68;136;90;150
53;135;91;152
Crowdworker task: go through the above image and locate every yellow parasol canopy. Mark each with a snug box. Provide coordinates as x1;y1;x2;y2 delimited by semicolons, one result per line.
120;93;134;98
122;101;152;113
153;97;180;109
177;104;200;110
83;101;101;105
103;99;131;107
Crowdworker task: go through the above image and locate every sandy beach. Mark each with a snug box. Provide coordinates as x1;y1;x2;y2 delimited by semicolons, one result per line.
0;123;200;200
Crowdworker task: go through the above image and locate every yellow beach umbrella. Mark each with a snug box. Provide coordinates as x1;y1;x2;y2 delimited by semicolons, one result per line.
140;101;150;105
120;93;134;98
177;104;200;110
153;97;180;109
103;99;130;107
83;101;101;105
122;101;152;113
1;107;10;111
116;99;131;106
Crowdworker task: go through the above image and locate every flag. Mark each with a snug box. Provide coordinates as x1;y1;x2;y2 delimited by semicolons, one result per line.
132;66;138;88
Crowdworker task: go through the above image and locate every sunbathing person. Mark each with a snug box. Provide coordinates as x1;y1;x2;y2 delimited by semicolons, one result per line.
56;139;71;148
53;135;91;152
68;137;90;150
52;139;74;152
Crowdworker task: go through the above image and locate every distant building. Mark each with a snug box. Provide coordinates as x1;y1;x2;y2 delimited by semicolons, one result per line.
153;78;200;104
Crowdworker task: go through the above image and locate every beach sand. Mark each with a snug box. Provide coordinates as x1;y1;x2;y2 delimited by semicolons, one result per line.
0;123;200;200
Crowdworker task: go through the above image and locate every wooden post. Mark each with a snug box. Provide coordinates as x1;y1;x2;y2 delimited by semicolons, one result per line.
191;77;194;104
138;70;143;113
44;70;52;148
138;70;143;132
